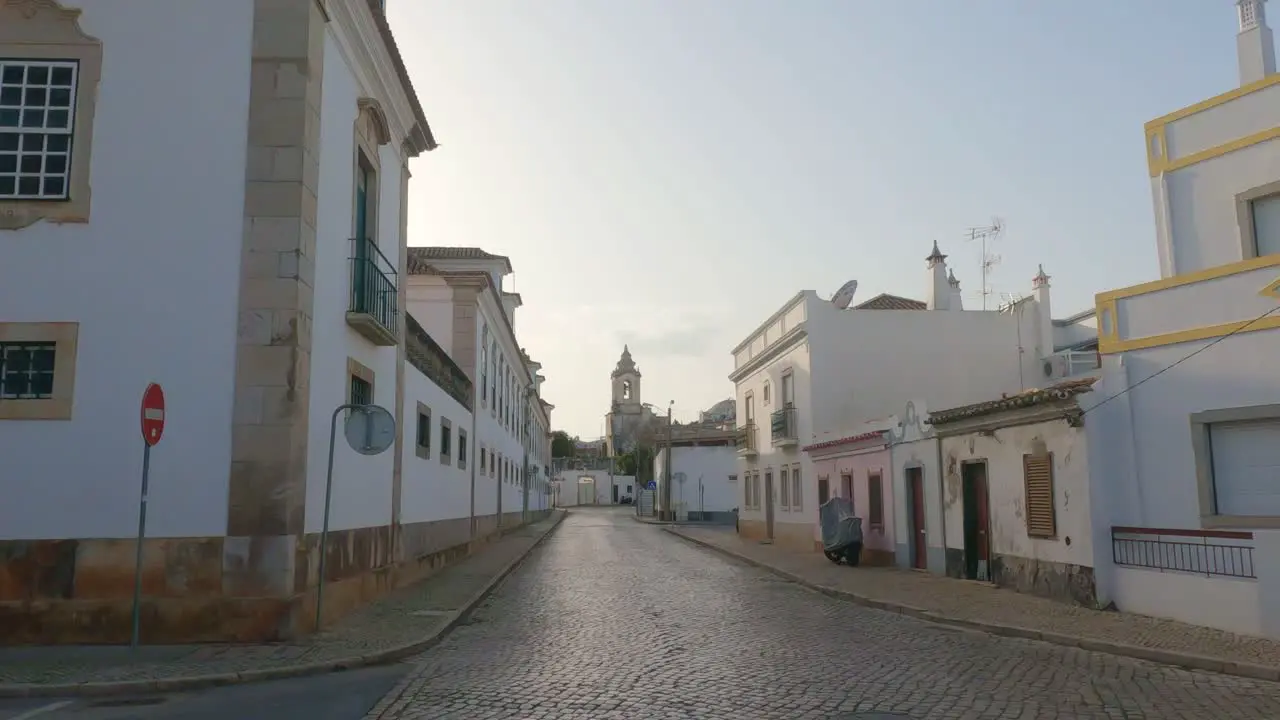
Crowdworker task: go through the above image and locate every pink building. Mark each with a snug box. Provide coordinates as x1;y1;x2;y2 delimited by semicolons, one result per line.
804;431;895;565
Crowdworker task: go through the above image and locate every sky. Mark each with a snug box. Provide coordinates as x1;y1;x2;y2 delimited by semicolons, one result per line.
388;0;1244;438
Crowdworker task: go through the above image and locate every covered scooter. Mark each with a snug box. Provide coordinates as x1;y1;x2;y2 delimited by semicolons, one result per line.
818;496;863;566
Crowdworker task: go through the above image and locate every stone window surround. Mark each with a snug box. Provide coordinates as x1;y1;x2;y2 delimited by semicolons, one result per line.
1235;180;1280;260
346;357;375;404
0;0;102;231
352;98;389;242
779;465;790;509
414;400;431;460
439;415;452;466
0;321;78;420
762;380;771;406
1192;403;1280;529
791;463;803;512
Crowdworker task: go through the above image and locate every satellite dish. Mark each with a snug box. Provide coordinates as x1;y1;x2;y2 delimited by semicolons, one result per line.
831;279;859;309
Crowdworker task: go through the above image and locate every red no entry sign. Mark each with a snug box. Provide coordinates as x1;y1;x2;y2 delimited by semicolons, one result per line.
140;383;165;447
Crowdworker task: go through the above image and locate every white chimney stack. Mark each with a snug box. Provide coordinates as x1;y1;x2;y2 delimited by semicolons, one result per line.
1238;0;1277;86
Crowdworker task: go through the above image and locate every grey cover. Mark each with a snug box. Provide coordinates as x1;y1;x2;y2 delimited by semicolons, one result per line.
819;496;864;551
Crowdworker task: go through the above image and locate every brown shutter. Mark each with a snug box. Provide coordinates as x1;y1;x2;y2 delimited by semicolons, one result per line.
869;472;884;527
1023;453;1056;538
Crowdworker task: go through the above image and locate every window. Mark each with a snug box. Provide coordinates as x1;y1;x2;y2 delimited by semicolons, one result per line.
781;371;794;407
780;467;790;508
744;473;754;508
1023;453;1056;537
868;470;884;529
458;429;468;469
745;393;754;424
818;475;830;505
622;380;632;400
1251;194;1280;257
490;452;496;478
791;465;802;511
0;323;77;420
1;341;55;399
762;381;770;405
753;473;762;509
490;342;498;416
0;60;76;201
440;417;453;466
841;473;853;500
480;325;489;405
349;374;372;407
415;403;431;460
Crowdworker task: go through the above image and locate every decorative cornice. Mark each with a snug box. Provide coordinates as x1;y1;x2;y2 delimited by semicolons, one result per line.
356;97;393;145
729;325;807;383
405;313;472;410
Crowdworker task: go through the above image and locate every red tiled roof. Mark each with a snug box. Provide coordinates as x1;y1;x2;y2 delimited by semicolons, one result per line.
853;293;927;310
802;430;887;453
928;378;1098;426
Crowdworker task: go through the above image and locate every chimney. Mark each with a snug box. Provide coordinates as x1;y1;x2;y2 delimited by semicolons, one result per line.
1238;0;1277;85
1032;264;1054;359
925;241;951;311
948;269;964;311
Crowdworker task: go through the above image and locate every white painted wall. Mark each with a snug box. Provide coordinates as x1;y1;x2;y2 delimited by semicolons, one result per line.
657;446;741;514
0;0;255;540
889;436;943;564
734;339;812;527
1154;84;1280;275
400;367;472;524
303;29;405;534
939;418;1096;572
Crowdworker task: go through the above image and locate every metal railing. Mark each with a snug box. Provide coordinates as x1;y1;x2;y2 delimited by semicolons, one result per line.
735;422;758;452
1111;526;1255;579
349;236;398;337
770;405;797;444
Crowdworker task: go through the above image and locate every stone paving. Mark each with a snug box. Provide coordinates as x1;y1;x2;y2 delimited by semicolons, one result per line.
369;506;1280;719
0;514;562;688
670;525;1280;674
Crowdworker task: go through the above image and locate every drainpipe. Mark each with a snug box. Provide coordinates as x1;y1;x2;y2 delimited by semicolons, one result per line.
934;432;947;574
469;392;478;541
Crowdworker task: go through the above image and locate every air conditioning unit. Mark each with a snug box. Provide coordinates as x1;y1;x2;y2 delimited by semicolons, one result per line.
1042;354;1068;380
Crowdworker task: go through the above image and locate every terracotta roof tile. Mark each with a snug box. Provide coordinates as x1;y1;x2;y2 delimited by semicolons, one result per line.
853;293;927;311
928;378;1098;426
406;247;512;275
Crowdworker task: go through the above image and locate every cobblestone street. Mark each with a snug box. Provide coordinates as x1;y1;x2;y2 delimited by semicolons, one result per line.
372;507;1280;720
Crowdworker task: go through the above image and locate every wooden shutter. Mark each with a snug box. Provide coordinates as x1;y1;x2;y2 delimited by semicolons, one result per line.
868;472;884;527
1023;453;1056;538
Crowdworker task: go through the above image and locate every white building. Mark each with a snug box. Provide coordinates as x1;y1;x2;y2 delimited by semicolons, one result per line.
655;445;739;522
1087;0;1280;638
729;244;1097;552
405;246;552;534
0;0;551;645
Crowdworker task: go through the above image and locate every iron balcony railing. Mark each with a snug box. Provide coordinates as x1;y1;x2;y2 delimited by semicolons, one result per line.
1111;526;1256;579
349;236;399;338
735;422;758;453
770;405;797;444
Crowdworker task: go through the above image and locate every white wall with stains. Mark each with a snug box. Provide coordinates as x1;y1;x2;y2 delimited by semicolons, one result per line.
940;418;1095;572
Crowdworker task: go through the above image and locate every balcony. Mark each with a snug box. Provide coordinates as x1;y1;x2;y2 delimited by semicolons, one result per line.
735;422;758;456
347;237;398;346
771;405;798;448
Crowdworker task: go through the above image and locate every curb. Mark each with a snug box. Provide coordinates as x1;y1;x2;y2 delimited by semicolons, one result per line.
0;510;569;699
665;527;1280;684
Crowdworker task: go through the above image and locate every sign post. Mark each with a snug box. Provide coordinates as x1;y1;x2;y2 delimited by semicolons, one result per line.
132;383;165;648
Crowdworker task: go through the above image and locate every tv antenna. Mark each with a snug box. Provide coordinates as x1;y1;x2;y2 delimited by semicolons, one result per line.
964;217;1005;310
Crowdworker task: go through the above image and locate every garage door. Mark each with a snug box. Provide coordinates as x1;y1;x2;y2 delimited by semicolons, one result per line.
1210;419;1280;516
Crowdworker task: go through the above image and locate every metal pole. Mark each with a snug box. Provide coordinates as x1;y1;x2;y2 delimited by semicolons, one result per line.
315;404;349;632
130;442;152;649
663;405;673;520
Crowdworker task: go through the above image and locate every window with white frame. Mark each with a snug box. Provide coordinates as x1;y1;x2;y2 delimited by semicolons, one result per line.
780;467;790;508
791;464;802;511
0;60;77;200
1253;194;1280;257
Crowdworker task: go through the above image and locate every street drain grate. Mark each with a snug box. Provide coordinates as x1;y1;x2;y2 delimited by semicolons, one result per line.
87;696;169;708
409;609;454;617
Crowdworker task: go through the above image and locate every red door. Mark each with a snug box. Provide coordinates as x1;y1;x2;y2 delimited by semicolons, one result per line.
908;468;927;569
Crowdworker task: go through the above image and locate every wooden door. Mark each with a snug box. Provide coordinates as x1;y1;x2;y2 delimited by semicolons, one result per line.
974;465;990;574
907;468;927;569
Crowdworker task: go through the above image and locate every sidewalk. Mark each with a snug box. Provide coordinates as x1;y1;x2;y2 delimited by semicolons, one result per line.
668;524;1280;683
0;511;566;698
